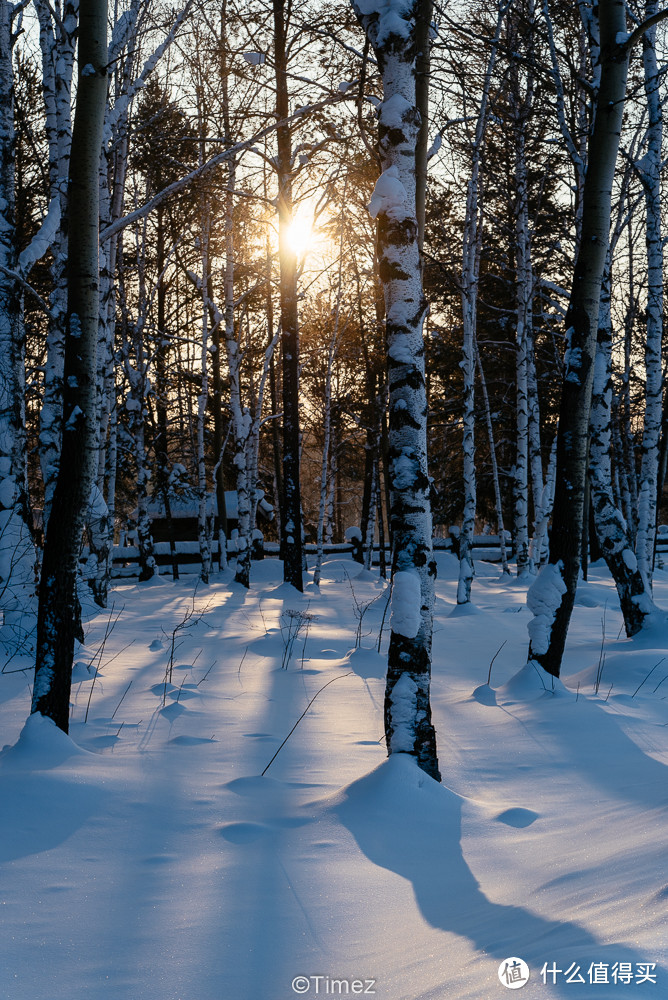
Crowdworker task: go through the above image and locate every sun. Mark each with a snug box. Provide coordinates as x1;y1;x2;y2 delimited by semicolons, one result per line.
285;212;315;257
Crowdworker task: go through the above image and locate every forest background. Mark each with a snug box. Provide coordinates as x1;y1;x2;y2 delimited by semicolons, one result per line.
2;0;668;758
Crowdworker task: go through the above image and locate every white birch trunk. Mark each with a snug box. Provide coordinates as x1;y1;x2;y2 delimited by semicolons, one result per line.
620;291;639;542
457;2;506;604
313;348;335;589
636;7;664;590
526;0;648;677
122;223;155;582
314;207;346;588
33;0;108;729
0;0;36;637
475;343;509;575
326;441;336;545
248;332;278;536
612;396;635;534
354;0;440;780
528;435;557;573
589;263;656;632
527;330;544;559
512;82;533;578
219;162;250;589
197;200;212;585
34;0;77;526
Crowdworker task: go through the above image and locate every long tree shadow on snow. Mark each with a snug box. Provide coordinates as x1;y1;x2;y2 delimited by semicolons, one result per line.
333;753;661;997
493;668;668;813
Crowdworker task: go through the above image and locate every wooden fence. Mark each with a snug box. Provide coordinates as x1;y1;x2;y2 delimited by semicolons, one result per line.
81;534;512;578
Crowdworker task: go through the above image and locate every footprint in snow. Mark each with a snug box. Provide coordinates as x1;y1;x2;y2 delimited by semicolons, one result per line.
495;807;539;828
160;702;188;719
151;682;177;696
220;822;273;844
168;686;199;701
472;684;497;706
167;735;217;746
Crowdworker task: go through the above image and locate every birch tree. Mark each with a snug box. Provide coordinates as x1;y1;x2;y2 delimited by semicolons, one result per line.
34;0;77;526
273;0;304;591
589;242;657;634
635;3;664;590
456;2;505;604
527;0;668;678
353;0;440;780
509;2;536;579
32;0;108;729
0;0;37;639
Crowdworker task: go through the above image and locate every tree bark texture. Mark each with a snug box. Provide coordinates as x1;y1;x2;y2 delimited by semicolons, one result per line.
589;264;656;633
354;0;440;781
32;0;108;730
456;2;504;603
273;0;303;591
527;0;631;677
0;0;36;637
635;6;664;590
34;0;77;527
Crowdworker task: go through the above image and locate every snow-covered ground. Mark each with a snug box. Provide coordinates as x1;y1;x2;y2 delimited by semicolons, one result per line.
1;554;666;999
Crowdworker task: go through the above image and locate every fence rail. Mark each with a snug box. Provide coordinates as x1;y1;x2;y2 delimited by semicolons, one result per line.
81;534;514;579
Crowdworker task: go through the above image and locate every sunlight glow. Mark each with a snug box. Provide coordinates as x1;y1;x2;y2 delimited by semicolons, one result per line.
285;213;315;257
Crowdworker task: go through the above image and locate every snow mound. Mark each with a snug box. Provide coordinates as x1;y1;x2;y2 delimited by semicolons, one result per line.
225;774;289;800
346;646;386;679
267;581;310;601
355;568;379;583
448;601;483;617
317;558;364;583
567;648;668;699
72;660;97;681
330;753;461;822
472;683;497;706
1;713;90;769
137;574;168;587
626;610;668;647
495;662;573;704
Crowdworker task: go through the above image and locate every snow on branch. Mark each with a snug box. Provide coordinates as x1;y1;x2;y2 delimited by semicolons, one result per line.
356;0;413;45
17;197;60;277
0;264;51;315
104;0;195;141
107;8;136;64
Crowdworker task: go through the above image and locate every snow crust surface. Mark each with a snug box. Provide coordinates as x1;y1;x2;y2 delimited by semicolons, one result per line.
1;556;667;998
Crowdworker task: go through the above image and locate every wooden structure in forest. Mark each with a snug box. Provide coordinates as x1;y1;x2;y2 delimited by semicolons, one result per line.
134;491;274;543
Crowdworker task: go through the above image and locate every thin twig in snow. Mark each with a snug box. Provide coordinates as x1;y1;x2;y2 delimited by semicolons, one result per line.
261;672;353;777
111;680;133;721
